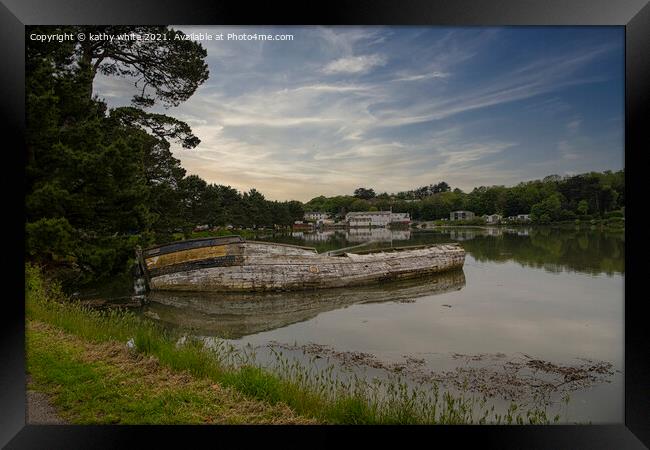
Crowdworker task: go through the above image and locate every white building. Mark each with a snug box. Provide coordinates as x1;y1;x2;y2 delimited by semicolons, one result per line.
304;211;330;221
346;211;391;227
484;214;502;224
516;214;531;221
316;218;335;227
390;212;411;224
345;211;411;227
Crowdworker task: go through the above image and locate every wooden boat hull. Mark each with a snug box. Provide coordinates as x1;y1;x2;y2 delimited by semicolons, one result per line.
139;236;465;292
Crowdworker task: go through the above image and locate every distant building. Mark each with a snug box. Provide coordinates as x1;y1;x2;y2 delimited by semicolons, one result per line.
345;211;411;227
390;212;411;224
450;210;475;221
292;221;313;231
516;214;531;221
484;214;502;224
316;218;335;227
346;211;391;227
304;211;330;221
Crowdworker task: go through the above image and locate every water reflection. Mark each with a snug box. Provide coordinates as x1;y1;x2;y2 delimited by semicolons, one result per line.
144;269;466;338
264;226;624;276
458;227;624;276
291;228;410;243
346;227;410;242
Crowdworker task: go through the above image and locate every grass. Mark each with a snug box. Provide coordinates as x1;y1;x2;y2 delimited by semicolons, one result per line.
27;321;312;424
25;263;563;425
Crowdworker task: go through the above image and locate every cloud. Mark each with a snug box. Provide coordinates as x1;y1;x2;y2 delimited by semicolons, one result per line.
558;140;580;160
322;54;387;74
91;27;623;201
391;71;450;82
566;119;582;132
373;46;613;128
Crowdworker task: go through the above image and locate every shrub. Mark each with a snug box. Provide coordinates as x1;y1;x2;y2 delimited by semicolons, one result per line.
559;210;576;220
604;210;624;219
26;218;76;260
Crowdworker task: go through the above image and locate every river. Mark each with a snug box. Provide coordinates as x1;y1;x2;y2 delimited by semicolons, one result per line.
105;226;626;423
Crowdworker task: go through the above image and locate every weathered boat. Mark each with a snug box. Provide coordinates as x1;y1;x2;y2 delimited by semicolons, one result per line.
136;236;465;292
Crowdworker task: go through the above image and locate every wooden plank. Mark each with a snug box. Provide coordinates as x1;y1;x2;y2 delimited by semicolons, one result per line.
147;255;245;278
144;235;243;257
146;244;233;269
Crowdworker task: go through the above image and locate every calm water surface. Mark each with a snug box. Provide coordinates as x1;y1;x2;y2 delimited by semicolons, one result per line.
141;226;624;423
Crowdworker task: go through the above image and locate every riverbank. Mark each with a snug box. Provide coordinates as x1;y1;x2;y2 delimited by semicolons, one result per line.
26;320;314;424
26;264;564;425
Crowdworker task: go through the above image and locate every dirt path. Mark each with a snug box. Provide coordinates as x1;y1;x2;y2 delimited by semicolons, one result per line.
26;376;68;425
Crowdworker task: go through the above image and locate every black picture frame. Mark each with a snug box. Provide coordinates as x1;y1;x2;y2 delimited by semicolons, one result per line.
2;0;648;448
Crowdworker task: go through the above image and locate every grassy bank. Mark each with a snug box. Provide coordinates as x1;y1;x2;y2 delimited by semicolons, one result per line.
26;264;560;425
27;321;314;424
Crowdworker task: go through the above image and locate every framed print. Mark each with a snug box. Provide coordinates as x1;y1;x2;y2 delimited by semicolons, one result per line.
2;0;648;448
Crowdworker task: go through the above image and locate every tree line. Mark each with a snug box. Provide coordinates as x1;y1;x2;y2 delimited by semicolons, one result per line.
305;171;624;223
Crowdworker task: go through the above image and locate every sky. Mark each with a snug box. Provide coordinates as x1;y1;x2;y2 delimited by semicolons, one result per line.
94;26;624;202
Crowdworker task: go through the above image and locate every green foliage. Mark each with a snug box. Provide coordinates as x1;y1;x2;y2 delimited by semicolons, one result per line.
27;324;309;424
604;210;624;219
577;200;589;216
531;193;563;224
26;218;76;260
395;181;451;199
304;170;623;224
353;187;376;199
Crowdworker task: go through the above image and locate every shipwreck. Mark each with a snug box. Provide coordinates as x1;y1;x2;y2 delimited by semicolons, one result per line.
135;235;466;292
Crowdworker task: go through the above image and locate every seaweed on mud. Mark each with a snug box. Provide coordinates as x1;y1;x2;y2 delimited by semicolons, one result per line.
267;342;616;406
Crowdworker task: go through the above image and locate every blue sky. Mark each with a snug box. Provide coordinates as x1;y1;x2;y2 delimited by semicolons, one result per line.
94;26;624;202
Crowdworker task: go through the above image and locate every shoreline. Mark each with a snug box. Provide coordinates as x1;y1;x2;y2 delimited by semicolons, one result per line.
26;320;313;424
26;264;569;425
